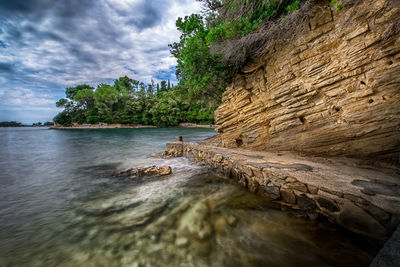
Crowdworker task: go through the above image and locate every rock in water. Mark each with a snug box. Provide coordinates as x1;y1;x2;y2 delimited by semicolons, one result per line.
115;165;172;178
136;165;172;177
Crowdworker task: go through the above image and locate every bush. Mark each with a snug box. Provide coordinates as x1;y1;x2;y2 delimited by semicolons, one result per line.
87;115;100;124
53;110;72;127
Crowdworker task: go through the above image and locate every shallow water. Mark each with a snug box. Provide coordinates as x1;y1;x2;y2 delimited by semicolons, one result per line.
0;127;379;266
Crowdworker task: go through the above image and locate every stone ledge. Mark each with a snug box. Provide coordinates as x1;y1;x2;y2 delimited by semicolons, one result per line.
165;141;400;240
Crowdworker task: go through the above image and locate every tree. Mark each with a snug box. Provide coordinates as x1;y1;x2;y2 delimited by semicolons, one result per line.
94;84;119;122
114;76;135;96
56;98;68;108
169;14;233;104
65;84;94;100
74;88;94;110
160;80;167;92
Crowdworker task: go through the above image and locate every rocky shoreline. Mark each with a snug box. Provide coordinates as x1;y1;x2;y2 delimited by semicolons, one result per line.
164;141;400;241
50;123;157;129
51;123;216;130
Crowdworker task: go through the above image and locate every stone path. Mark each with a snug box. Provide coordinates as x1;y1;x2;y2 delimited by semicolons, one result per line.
166;141;400;240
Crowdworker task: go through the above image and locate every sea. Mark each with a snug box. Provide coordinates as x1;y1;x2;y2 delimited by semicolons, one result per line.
0;127;379;266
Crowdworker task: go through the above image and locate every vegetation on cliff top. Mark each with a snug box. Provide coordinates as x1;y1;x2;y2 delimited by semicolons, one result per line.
170;0;312;103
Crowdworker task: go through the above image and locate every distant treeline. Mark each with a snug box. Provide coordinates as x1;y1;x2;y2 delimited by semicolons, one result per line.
0;121;54;127
54;76;217;127
0;121;23;127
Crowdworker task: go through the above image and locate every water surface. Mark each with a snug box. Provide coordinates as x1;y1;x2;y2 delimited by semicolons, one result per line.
0;127;379;266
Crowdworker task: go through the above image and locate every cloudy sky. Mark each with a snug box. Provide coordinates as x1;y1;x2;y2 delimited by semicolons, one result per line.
0;0;202;123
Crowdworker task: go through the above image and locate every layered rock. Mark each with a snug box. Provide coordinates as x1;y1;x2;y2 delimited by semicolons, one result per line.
166;141;400;240
215;0;400;162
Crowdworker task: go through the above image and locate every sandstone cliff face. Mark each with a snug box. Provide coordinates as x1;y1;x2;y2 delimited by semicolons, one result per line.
215;0;400;161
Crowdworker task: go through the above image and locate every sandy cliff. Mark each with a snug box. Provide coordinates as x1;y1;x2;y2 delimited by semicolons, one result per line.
215;0;400;163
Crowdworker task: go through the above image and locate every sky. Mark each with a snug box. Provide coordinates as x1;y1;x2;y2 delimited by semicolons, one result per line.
0;0;202;124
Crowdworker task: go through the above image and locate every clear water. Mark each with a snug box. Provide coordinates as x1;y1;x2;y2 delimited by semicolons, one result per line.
0;127;379;266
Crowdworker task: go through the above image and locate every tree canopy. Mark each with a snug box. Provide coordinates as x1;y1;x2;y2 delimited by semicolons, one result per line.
53;77;216;127
169;0;306;104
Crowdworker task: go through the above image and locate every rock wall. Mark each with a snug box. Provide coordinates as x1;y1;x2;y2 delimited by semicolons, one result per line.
166;141;400;240
215;0;400;162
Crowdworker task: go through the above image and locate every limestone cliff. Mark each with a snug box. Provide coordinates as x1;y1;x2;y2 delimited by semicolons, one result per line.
215;0;400;162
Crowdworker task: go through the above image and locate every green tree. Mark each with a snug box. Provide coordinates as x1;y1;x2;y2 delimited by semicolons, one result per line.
73;88;94;110
114;76;135;96
65;84;94;100
94;84;119;122
169;14;234;104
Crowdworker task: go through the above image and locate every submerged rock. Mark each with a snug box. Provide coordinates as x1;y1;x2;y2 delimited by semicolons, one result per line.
115;165;172;178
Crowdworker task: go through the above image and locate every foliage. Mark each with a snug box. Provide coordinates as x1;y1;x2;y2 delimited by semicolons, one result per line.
65;84;94;100
330;0;345;11
53;110;72;127
169;14;235;105
0;121;23;127
54;77;216;127
169;0;311;106
286;1;300;12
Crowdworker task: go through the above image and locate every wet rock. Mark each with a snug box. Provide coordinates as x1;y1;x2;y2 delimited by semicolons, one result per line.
178;201;212;240
280;188;296;204
307;212;319;221
285;177;297;183
336;200;387;240
213;216;227;234
104;200;168;229
283;182;308;193
165;142;183;157
137;166;172;177
175;237;189;247
115;165;172;178
315;196;339;212
355;201;391;225
307;184;319;194
227;215;237;226
296;194;316;210
247;179;259;193
260;185;280;200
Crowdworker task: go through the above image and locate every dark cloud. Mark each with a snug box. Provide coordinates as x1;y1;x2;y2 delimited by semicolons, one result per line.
0;62;14;73
0;0;53;14
127;2;163;30
68;45;98;65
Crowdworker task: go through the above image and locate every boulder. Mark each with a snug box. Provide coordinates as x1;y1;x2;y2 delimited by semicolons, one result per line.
137;165;172;177
115;165;172;178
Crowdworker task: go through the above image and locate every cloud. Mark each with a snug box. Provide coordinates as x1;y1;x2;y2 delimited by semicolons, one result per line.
0;62;14;73
0;0;202;123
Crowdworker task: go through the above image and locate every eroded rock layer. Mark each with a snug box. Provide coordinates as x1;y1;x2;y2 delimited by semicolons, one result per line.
215;0;400;161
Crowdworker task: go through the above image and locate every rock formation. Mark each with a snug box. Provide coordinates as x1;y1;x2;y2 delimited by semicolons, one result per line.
165;141;400;240
115;165;172;178
215;0;400;163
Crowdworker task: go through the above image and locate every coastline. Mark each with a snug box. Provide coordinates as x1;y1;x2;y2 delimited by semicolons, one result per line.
50;123;217;130
164;140;400;241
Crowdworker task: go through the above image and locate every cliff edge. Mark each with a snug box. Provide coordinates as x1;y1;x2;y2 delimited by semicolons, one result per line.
215;0;400;163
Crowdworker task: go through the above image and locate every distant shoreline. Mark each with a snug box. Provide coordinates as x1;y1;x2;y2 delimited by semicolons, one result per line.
50;123;217;130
